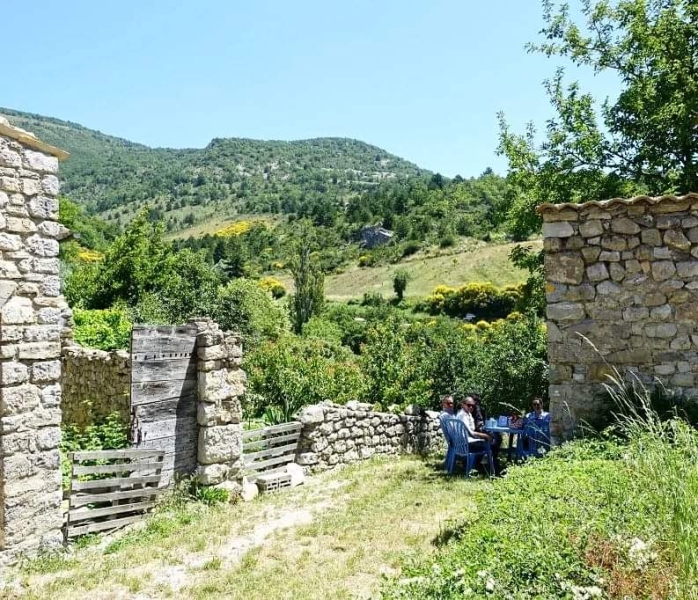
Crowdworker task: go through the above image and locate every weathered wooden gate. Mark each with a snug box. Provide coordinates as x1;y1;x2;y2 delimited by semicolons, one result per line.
130;324;198;486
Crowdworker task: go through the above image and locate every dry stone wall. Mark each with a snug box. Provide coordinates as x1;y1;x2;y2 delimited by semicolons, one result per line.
295;402;443;471
0;118;70;561
540;193;698;439
61;344;130;428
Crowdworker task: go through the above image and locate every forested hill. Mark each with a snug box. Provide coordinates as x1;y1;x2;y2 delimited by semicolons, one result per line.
1;108;426;230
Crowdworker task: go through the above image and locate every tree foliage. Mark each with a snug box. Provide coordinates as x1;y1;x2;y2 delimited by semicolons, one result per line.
289;231;325;334
499;0;698;239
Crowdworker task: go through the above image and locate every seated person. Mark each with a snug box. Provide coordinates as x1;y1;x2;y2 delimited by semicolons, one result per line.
456;395;500;474
471;392;502;456
526;398;550;422
440;394;455;418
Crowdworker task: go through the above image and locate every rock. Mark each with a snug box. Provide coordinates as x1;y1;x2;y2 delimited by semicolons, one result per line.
197;463;229;485
676;261;698;279
611;218;640;234
298;405;324;425
650;304;672;320
241;479;259;502
546;302;585;322
598;251;621;262
601;235;627;251
586;263;609;282
645;323;678;338
622;307;649;322
579;220;604;238
296;452;319;466
664;229;691;251
651;261;677;281
545;253;585;285
542;221;575;238
285;463;306;487
197;424;242;464
581;247;601;263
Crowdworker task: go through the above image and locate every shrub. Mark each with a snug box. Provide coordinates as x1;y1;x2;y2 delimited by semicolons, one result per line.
420;282;522;321
393;269;410;302
214;279;288;348
438;234;456;248
258;276;286;299
246;336;365;423
401;241;421;257
358;254;372;267
73;307;132;351
361;292;385;307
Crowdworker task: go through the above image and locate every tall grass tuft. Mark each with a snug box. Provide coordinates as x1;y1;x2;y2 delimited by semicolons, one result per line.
603;368;698;597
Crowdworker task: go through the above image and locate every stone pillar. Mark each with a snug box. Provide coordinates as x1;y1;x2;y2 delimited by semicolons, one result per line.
195;320;245;494
0;117;70;560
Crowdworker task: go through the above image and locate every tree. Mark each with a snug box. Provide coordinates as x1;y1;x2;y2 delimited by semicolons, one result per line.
393;269;410;302
499;0;698;239
289;232;324;334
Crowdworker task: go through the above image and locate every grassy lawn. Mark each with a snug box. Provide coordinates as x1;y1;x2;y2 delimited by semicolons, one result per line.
3;456;485;600
278;240;541;301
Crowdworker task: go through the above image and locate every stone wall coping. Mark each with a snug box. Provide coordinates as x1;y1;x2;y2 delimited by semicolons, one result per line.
0;115;70;160
62;344;130;360
537;193;698;217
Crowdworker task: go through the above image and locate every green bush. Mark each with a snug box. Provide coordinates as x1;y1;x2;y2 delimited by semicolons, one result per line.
246;336;365;423
72;307;132;351
401;241;421;257
60;412;129;489
213;278;288;348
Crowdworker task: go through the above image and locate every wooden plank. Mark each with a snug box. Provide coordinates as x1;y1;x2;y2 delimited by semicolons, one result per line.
243;432;301;452
243;443;299;463
72;475;161;491
68;500;156;522
72;450;164;461
131;380;197;406
242;422;302;441
135;416;197;442
131;331;196;355
131;359;196;383
68;514;149;537
73;461;164;476
70;487;161;506
244;454;296;472
132;396;197;421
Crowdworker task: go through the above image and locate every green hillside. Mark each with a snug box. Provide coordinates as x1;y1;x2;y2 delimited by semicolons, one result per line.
1;108;426;232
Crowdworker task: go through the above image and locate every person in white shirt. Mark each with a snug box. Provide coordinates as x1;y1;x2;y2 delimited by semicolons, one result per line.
455;395;493;451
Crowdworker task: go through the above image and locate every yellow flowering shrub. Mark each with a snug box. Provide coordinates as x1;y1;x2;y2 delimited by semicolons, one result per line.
215;220;252;237
358;255;372;267
420;281;522;320
476;320;491;330
76;248;104;262
257;276;286;299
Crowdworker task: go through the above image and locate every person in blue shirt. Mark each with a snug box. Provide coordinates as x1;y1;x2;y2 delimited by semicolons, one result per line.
526;397;550;422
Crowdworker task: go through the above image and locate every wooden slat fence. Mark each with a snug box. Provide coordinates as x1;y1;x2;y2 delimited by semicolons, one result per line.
66;449;165;538
242;422;302;482
130;324;199;486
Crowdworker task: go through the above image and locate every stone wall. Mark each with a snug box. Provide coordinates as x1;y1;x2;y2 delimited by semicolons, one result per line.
195;320;245;494
539;193;698;439
61;344;130;428
0;117;71;560
295;402;443;471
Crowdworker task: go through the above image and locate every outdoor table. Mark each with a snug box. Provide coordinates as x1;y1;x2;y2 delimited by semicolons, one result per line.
484;425;524;462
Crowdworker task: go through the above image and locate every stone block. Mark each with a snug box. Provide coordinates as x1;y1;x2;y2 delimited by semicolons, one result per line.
597;280;621;295
27;196;59;219
581;247;601;263
545;253;584;285
609;263;625;281
651;200;690;214
645;323;678;338
1;361;29;385
197;424;242;465
197;463;229;485
652;261;676;281
579;220;604;238
18;342;60;360
611;218;640;234
650;304;672;320
546;302;585;322
542;221;575;238
598;251;620;262
676;261;698;279
622;307;649;322
586;263;609;282
41;175;60;195
296;452;319;465
601;235;627;251
298;405;324;424
23;150;59;173
664;229;691;251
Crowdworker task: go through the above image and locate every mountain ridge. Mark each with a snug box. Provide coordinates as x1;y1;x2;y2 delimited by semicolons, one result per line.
1;108;428;232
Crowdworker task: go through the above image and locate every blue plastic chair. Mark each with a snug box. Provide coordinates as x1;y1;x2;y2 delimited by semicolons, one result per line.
519;418;551;459
439;414;455;469
441;417;494;477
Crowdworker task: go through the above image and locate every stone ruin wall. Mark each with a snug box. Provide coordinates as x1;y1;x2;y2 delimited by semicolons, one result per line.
61;345;131;428
295;402;444;471
0;119;71;560
540;193;698;439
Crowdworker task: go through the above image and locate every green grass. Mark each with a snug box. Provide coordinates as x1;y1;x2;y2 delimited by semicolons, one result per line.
278;240;540;301
3;457;485;599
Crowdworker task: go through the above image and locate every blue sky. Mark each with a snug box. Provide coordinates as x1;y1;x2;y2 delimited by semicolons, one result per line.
4;0;618;177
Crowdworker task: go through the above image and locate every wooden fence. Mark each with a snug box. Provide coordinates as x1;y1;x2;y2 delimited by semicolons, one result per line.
242;422;302;482
65;449;165;538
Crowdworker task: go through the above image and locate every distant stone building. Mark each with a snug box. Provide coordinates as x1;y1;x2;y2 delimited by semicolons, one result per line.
359;225;394;249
